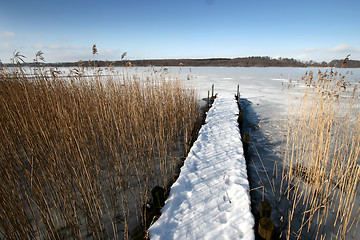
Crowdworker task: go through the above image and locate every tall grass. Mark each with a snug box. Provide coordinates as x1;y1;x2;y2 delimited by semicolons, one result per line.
281;69;360;239
0;63;200;239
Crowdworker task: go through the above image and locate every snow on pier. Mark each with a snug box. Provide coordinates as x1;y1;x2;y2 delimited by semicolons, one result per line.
149;97;254;240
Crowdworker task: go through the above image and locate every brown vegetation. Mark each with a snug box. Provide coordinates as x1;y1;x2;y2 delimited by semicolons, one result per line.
281;69;360;239
0;63;200;239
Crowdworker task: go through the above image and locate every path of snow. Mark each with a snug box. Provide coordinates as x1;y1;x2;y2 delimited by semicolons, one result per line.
149;97;254;240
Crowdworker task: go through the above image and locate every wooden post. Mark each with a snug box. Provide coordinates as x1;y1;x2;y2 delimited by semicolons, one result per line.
259;201;272;218
211;84;214;98
242;134;250;157
258;200;274;240
237;85;241;110
152;186;165;215
208;90;210;107
238;110;243;131
258;217;274;240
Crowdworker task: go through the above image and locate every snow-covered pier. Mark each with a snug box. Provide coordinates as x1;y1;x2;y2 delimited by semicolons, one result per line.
149;97;255;240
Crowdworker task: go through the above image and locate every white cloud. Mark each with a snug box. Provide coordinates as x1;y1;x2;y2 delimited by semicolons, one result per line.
47;44;64;50
27;43;123;62
0;31;16;39
327;43;357;53
1;42;15;51
297;43;360;62
32;43;44;49
296;53;310;61
304;47;322;53
32;43;87;51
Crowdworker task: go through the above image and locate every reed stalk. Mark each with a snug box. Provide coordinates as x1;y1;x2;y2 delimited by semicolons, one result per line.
0;62;200;239
281;69;360;239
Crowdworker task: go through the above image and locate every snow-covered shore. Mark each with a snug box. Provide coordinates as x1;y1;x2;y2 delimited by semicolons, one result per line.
149;97;254;240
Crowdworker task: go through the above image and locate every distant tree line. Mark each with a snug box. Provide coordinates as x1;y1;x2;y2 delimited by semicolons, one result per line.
4;56;360;68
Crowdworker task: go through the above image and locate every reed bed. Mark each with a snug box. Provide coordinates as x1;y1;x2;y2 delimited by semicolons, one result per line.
281;69;360;239
0;64;200;239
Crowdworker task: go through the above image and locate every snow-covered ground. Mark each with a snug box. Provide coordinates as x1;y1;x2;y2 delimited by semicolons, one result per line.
149;97;254;240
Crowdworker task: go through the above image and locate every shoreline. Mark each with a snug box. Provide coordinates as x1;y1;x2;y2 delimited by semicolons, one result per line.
3;57;360;68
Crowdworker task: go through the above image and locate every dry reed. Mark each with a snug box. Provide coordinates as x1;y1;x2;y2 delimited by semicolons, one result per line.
281;69;360;239
0;61;200;239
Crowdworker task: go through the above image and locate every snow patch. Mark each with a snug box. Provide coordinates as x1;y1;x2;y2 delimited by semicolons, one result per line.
149;97;254;240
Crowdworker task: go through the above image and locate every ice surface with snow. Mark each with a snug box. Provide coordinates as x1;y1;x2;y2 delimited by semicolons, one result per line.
149;97;254;240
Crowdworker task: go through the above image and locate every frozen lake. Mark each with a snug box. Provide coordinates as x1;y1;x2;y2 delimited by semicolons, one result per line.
13;65;360;238
167;66;360;239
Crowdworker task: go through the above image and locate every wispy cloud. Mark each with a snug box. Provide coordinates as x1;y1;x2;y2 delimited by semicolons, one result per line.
304;47;322;53
327;43;358;53
298;43;360;61
31;43;44;49
304;44;359;53
1;42;15;51
32;43;87;51
0;31;16;39
28;43;123;62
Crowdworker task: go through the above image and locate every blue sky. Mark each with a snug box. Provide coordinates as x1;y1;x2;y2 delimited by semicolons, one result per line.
1;0;359;63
